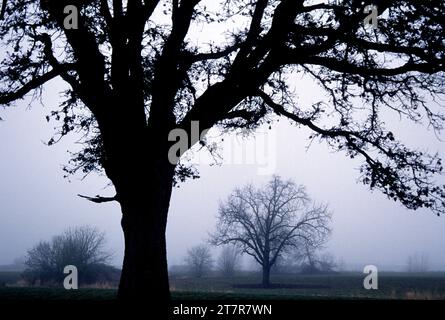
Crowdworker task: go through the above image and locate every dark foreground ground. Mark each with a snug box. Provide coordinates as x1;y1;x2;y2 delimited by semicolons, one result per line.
1;272;445;319
1;271;445;300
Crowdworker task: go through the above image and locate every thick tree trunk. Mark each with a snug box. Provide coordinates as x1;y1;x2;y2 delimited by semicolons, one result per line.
118;207;170;301
114;156;175;316
262;264;271;288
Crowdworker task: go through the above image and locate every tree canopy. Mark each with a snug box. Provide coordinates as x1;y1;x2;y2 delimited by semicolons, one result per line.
0;0;444;215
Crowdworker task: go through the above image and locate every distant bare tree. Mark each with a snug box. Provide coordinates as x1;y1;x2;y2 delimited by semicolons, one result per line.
217;246;241;277
407;253;430;272
24;226;113;285
185;245;213;278
297;242;337;274
317;253;337;273
211;176;332;287
298;242;319;274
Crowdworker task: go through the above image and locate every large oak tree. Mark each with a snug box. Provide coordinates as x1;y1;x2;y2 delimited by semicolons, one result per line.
1;0;444;311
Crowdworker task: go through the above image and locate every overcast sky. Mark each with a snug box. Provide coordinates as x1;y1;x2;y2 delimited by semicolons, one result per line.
1;74;444;271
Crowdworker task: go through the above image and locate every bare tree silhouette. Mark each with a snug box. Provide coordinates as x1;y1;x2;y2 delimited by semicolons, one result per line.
185;244;213;278
23;226;113;285
217;245;241;277
211;176;331;287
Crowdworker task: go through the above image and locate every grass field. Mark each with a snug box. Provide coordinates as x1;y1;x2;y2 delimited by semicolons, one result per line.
170;272;445;300
1;271;445;300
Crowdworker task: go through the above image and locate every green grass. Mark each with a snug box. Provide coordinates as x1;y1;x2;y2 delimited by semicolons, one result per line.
1;272;445;300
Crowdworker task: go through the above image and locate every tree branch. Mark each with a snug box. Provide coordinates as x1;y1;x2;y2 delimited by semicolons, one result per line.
0;67;72;105
78;194;119;203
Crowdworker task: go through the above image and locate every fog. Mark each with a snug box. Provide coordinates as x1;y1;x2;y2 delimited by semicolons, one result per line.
1;75;444;272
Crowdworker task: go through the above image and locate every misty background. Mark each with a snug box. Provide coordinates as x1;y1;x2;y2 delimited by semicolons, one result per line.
0;74;444;272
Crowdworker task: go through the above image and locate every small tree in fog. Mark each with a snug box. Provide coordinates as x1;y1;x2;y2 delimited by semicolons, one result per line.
407;253;430;272
185;245;213;278
217;246;241;277
296;241;337;274
211;176;332;287
316;253;337;273
24;226;113;285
